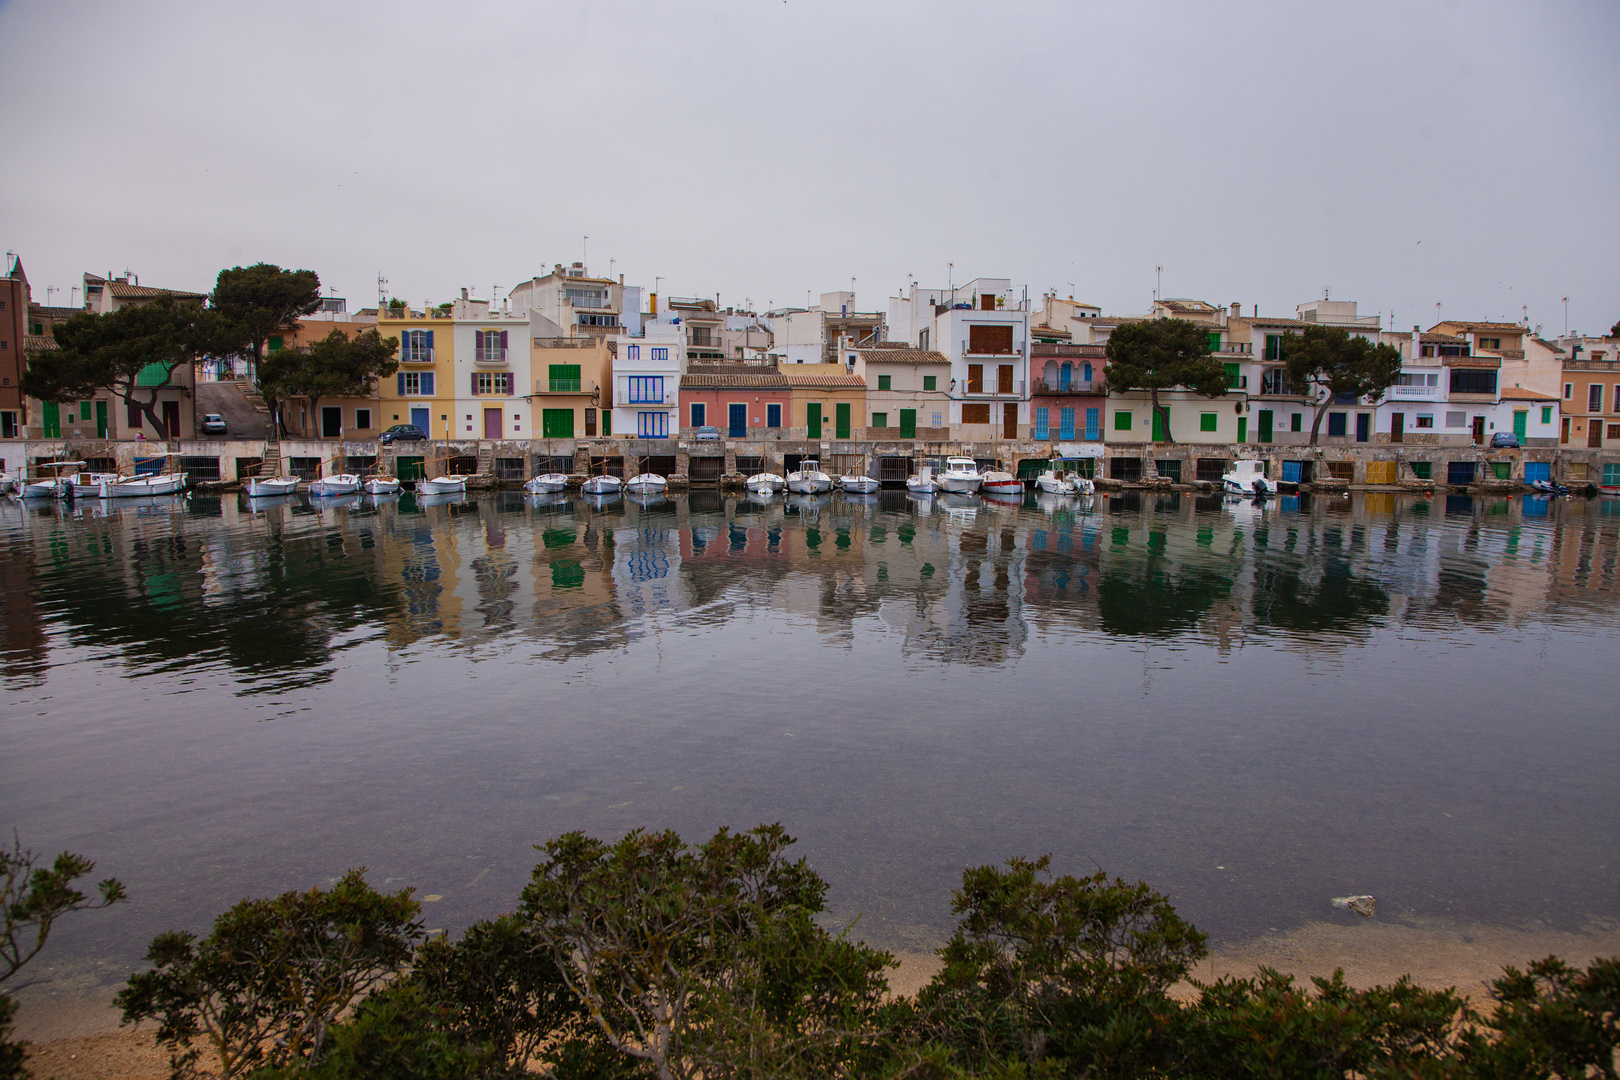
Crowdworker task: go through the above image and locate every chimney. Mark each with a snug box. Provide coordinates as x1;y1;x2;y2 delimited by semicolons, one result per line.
1231;302;1241;318
461;288;469;300
1253;304;1258;317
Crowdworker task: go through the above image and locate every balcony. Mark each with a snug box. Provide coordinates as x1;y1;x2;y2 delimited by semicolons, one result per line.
474;350;507;365
963;380;1025;397
615;389;676;407
534;379;597;396
399;349;434;364
1391;384;1441;400
1036;379;1100;395
1215;341;1254;354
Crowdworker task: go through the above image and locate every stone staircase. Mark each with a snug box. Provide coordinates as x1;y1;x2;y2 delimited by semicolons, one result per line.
234;378;270;415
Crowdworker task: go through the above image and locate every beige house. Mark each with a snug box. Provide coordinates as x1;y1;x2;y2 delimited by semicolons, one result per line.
532;333;614;439
848;344;951;438
783;366;866;439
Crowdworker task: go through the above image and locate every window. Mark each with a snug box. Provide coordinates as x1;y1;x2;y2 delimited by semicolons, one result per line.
1085;407;1100;440
962;403;991;424
268;336;283;352
628;376;664;404
931;412;943;427
690;403;705;427
1561;382;1572;399
1224;362;1243;389
919;329;929;351
397;371;434;395
1449;368;1497;395
1445;411;1466;427
1199;412;1218;432
1206;331;1222;352
1479;337;1500;349
871;412;888;428
1613;385;1620;412
1291;413;1303;432
967;324;1014;354
1114;410;1133;431
402;329;432;361
998;365;1014;393
1541;406;1553;425
1327;412;1348;437
967;364;984;393
651;347;668;362
1396;372;1440;387
355;408;372;429
127;402;142;428
548;364;581;392
0;411;16;438
877;374;891;391
638;411;668;438
1059;407;1076;440
541;409;574;438
922;375;937;391
1606;463;1620;487
564;286;607;307
579;313;619;328
1415;414;1434;428
1587;384;1604;411
767;403;782;428
1265;334;1284;361
1083;362;1093;382
474;329;508;361
627;344;640;360
1034;406;1049;439
1410;461;1432;480
474;371;513;395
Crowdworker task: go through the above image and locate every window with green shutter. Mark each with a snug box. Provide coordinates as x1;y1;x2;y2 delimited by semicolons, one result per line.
871;412;888;428
541;409;574;438
268;336;282;352
80;401;92;420
135;362;171;387
877;374;891;390
1114;411;1132;431
1291;413;1303;432
1265;335;1283;361
1206;332;1222;352
922;375;936;391
1224;362;1241;389
1200;412;1218;432
548;364;581;392
899;409;916;437
1541;406;1553;424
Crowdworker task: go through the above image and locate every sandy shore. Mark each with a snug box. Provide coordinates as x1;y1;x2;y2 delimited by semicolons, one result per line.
16;915;1620;1080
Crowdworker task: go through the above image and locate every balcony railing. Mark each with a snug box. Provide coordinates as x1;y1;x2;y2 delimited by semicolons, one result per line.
1215;341;1254;354
474;350;507;365
1036;380;1100;394
534;379;598;396
1391;384;1441;400
400;349;434;363
963;380;1026;397
617;390;676;407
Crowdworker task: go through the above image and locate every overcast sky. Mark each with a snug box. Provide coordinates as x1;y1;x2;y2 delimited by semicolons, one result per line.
2;0;1616;334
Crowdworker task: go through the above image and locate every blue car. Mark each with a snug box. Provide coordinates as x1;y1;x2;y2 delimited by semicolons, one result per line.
1489;432;1520;448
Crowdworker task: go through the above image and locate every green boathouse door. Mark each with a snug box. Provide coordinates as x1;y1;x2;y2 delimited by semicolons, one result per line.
1257;409;1273;443
807;403;822;439
835;402;851;438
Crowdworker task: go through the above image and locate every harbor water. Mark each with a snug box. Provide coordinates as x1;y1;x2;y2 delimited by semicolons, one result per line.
1;486;1617;1003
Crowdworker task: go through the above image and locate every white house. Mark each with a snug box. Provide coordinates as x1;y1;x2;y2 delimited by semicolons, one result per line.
610;325;683;440
889;278;1030;441
446;292;532;440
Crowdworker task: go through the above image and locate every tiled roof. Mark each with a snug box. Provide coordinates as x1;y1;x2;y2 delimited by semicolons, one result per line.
28;304;81;320
24;334;58;353
1420;332;1465;343
783;373;866;388
854;347;950;365
1534;338;1566;354
1439;321;1526;332
108;282;206;300
1157;299;1218;314
1250;317;1308;328
681;372;790;388
1499;387;1558;401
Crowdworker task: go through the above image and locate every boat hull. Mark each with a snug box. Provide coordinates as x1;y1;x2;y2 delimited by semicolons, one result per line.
21;481;66;499
418;476;468;495
580;476;622;495
745;473;783;493
938;476;981;494
981;482;1023;496
785;474;832;494
523;474;569;494
363;477;401;495
838;476;880;493
105;474;187;498
309;475;362;496
624;474;667;495
247;477;300;497
905;477;938;494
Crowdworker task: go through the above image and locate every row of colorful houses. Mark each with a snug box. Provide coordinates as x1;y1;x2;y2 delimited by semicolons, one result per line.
5;256;1618;459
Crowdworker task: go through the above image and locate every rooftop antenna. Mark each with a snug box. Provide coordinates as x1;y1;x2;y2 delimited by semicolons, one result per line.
1155;265;1162;302
948;262;953;296
1435;300;1441;325
3;251;14;274
1068;282;1075;300
582;235;588;268
609;257;615;278
46;286;57;305
1562;296;1569;336
1521;304;1528;327
70;286;78;307
1324;286;1330;300
377;273;389;309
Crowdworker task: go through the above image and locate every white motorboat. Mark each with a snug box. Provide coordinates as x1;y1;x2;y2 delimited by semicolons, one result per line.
363;475;401;495
745;472;784;494
905;466;938;495
581;474;622;495
1222;459;1278;497
1034;469;1075;495
309;474;362;496
937;457;982;494
524;472;570;494
417;475;469;495
980;470;1023;496
838;474;880;494
104;472;188;498
1071;475;1096;496
0;473;17;496
71;471;122;498
786;458;832;494
624;473;667;495
246;475;300;497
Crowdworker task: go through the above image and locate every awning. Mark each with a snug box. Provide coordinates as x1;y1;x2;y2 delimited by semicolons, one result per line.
1053;442;1105;458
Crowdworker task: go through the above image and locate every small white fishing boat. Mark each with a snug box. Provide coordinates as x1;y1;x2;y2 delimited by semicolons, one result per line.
363;475;401;495
0;473;17;496
937;457;982;495
71;471;123;498
524;473;570;494
745;472;784;494
19;461;83;499
1222;459;1278;497
786;458;832;494
624;473;667;495
417;475;468;495
980;470;1023;496
838;474;880;494
581;473;622;495
905;466;938;495
309;473;362;496
247;474;300;497
104;470;188;498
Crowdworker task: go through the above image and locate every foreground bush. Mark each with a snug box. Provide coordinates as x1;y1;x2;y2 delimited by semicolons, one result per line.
112;825;1619;1079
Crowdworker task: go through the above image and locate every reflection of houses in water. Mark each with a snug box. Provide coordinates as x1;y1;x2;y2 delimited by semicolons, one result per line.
613;517;688;621
0;522;48;685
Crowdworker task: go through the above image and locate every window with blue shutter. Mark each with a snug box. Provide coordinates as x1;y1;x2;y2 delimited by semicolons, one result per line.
397;373;406;395
1060;407;1076;440
1085;407;1100;440
1034;407;1049;439
421;372;434;395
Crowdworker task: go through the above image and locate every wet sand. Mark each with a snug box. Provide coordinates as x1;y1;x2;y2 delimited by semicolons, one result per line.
20;915;1617;1079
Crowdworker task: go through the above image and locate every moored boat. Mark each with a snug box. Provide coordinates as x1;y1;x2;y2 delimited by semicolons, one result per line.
937;457;982;494
363;475;401;495
309;474;362;496
247;475;300;497
71;471;122;498
624;473;667;495
1222;459;1277;497
979;470;1023;496
1034;469;1074;495
104;471;188;498
745;472;784;494
524;472;570;494
786;458;832;494
581;474;622;495
905;466;938;495
838;474;880;494
417;475;469;495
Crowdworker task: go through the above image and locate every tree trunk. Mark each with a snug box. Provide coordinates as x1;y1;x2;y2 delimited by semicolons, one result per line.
1308;387;1331;446
118;388;169;440
1150;387;1174;446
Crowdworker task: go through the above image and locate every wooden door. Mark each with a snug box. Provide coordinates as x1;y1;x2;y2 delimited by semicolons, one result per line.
967;364;984;393
483;408;502;439
1590;418;1603;448
1471;416;1486;444
1390;412;1404;443
162;400;181;438
95;400;108;438
835;402;851;438
1355;413;1370;443
1561;417;1570;443
998;364;1014;394
1003;402;1017;439
806;403;822;439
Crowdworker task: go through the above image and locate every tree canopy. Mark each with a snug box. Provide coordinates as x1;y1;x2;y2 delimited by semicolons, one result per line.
261;328;400;435
210;264;322;375
1103;318;1231;444
20;297;232;438
1282;324;1404;444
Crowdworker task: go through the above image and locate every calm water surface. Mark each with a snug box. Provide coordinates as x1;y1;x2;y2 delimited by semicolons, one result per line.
2;487;1618;991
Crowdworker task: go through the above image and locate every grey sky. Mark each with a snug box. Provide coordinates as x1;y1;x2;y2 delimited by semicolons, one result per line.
2;0;1616;334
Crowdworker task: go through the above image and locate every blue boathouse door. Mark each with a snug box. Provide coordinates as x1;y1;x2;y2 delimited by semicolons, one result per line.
728;403;747;437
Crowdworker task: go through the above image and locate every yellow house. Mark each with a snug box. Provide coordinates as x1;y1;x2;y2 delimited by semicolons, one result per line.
273;316;389;439
783;365;866;439
376;306;455;441
532;334;613;439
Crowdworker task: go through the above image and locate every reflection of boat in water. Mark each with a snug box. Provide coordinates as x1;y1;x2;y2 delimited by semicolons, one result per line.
939;492;980;515
627;491;669;509
743;488;778;509
582;491;622;510
525;491;571;510
311;493;362;511
366;490;401;506
524;472;570;494
244;491;295;511
980;489;1024;508
786;492;831;513
418;491;468;508
1222;459;1277;496
839;491;879;506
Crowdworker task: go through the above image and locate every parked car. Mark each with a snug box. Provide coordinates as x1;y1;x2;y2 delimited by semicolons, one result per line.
694;425;722;441
1489;431;1520;448
200;413;227;435
379;424;429;444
